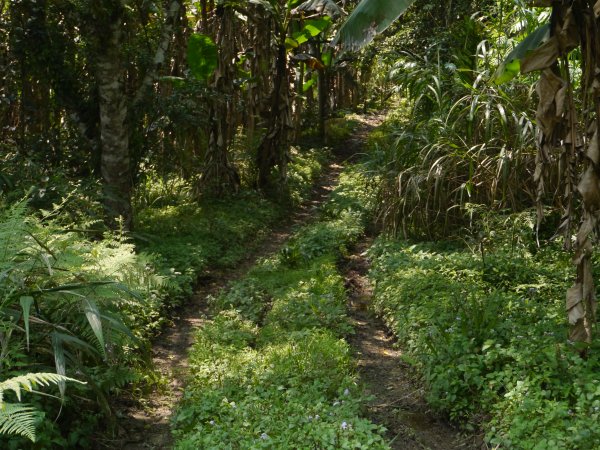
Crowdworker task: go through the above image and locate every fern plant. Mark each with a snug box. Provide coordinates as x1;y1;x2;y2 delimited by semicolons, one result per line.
0;373;82;442
0;199;163;442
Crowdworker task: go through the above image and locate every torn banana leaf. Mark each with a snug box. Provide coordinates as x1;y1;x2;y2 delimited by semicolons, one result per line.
493;23;550;85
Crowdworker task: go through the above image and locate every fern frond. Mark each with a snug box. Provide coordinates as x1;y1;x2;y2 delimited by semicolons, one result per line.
0;403;37;441
0;373;83;403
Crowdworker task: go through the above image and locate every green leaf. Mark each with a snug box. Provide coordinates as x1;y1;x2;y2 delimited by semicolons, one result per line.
187;33;218;81
83;298;105;358
291;17;332;47
0;403;37;441
19;296;34;351
0;373;84;442
51;333;67;396
493;24;551;85
303;74;318;92
286;37;300;51
333;0;417;52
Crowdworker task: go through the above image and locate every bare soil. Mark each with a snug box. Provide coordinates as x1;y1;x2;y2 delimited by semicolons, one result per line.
100;114;482;449
343;238;484;450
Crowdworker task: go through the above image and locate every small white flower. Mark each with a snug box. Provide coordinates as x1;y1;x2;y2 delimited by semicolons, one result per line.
341;421;348;430
343;388;350;396
315;415;320;420
209;420;215;425
308;415;313;420
260;433;269;440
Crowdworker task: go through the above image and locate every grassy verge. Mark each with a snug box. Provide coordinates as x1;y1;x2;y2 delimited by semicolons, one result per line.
0;147;328;447
172;164;390;449
131;146;330;335
368;212;600;449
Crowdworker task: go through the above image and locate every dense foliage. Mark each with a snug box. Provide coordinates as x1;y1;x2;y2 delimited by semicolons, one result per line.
0;145;327;445
369;219;600;448
4;0;600;448
173;162;386;448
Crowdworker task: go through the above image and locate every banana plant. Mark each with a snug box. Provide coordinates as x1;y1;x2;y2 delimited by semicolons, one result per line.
332;0;417;52
251;0;340;189
334;0;600;348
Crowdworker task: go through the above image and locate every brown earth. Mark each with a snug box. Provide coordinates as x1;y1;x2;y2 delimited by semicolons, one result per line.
343;237;484;450
99;114;481;449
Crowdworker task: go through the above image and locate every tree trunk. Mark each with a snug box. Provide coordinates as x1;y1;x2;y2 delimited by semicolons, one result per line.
256;33;291;191
97;15;131;229
200;5;239;195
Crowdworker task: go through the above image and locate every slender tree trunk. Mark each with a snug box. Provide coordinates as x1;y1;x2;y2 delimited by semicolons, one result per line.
200;5;239;195
97;15;131;229
256;29;291;190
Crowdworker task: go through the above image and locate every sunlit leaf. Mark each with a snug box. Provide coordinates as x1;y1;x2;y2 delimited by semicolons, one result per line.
333;0;416;52
187;33;218;81
492;23;550;84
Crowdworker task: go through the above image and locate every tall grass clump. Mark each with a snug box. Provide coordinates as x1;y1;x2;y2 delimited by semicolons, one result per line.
374;9;554;238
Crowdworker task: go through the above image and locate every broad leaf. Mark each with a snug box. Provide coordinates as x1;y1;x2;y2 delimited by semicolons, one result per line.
83;298;105;358
51;333;67;396
493;24;550;84
19;296;33;351
292;0;343;19
187;33;218;81
333;0;416;52
288;17;332;49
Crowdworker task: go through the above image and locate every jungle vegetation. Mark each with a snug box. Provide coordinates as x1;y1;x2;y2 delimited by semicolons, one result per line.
2;0;600;448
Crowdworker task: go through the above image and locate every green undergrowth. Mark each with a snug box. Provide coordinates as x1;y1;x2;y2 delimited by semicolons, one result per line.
172;164;390;448
368;212;600;449
134;147;329;314
0;147;328;447
0;202;162;448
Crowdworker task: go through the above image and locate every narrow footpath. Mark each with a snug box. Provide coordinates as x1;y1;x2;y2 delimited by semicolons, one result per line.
106;142;348;450
107;115;479;449
343;238;482;449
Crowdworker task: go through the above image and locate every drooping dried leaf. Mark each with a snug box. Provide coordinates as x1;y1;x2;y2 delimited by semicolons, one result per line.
521;37;560;73
536;69;565;134
577;166;600;212
587;131;600;165
292;0;343;19
557;8;580;50
567;283;583;311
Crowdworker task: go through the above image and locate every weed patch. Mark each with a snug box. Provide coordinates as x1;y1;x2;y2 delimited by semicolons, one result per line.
173;162;389;448
368;215;600;448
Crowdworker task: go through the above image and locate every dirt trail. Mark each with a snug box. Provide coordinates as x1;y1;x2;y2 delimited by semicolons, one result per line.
343;239;483;449
103;113;477;449
101;119;386;449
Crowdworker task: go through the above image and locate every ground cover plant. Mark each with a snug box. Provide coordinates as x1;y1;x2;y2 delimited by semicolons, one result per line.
172;163;390;449
0;145;328;446
368;211;600;449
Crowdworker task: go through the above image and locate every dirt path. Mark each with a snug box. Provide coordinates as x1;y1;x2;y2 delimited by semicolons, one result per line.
101;118;384;449
343;238;483;449
103;113;476;450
